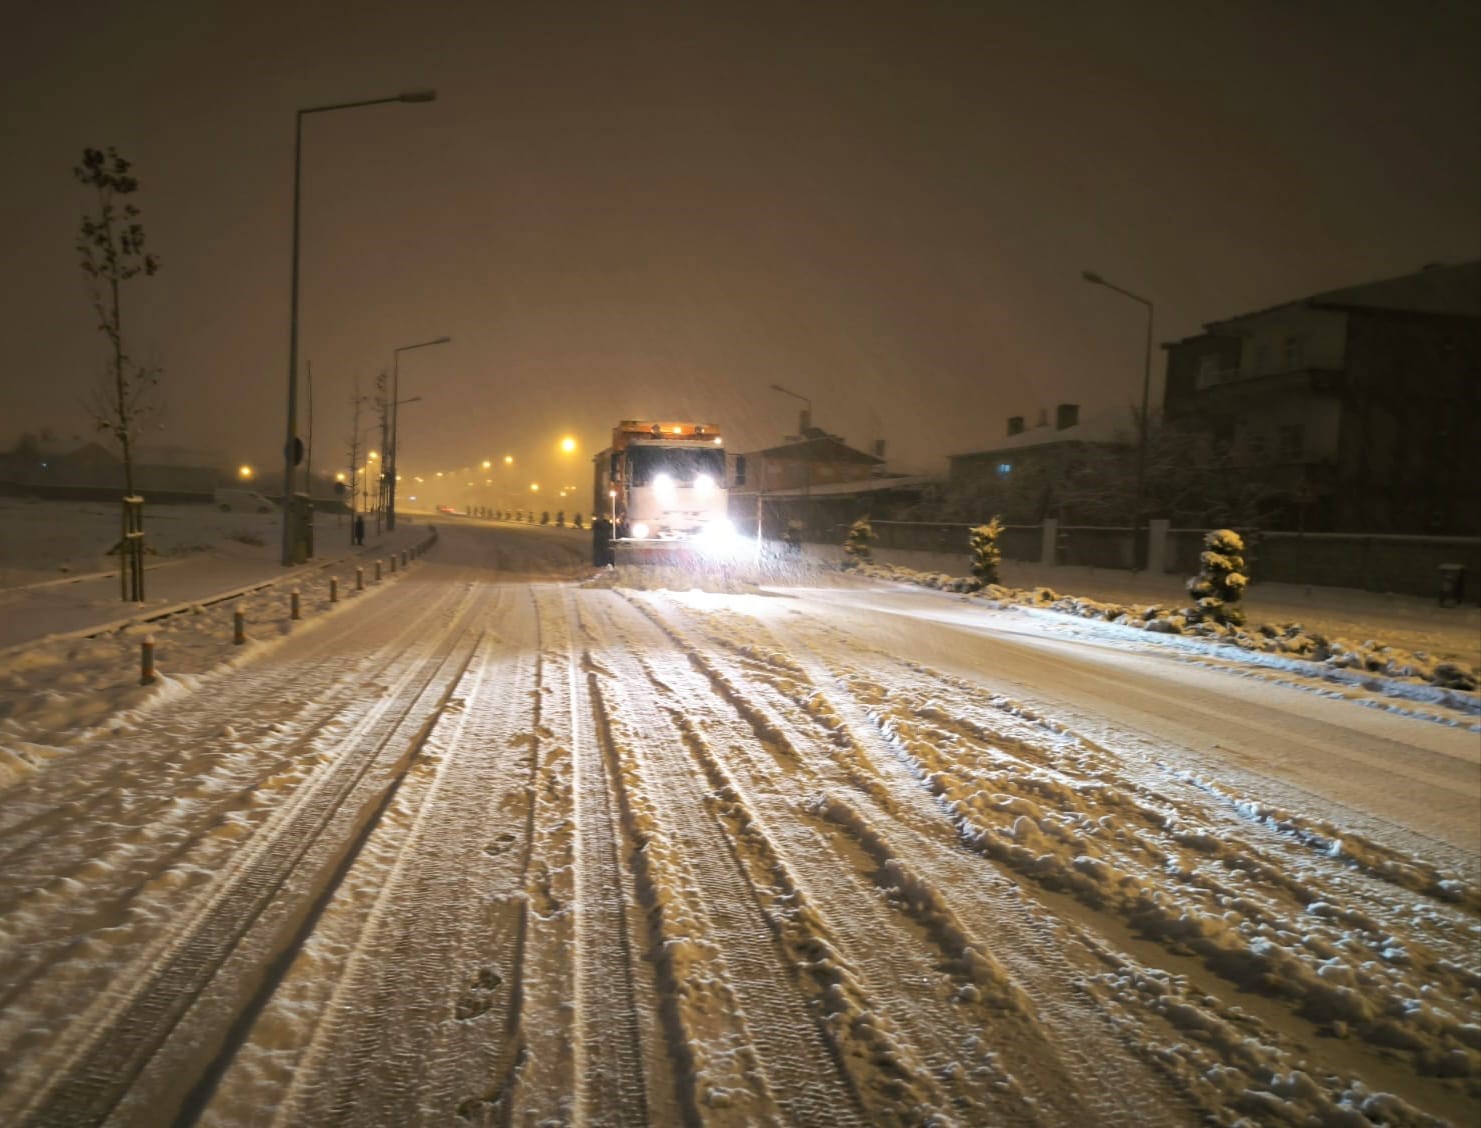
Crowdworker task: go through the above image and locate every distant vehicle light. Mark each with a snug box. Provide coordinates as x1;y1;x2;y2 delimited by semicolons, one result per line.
631;521;651;539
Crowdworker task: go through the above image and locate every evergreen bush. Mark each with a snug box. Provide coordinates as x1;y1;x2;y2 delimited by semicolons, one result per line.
1187;528;1249;626
842;516;876;566
968;517;1004;585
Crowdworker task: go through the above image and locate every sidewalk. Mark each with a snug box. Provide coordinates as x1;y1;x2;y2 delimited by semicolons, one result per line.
810;544;1481;668
0;521;428;653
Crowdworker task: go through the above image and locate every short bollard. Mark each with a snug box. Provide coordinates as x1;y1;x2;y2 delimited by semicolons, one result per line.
390;554;398;574
401;550;408;568
374;560;383;582
233;607;246;645
140;636;156;685
291;588;301;620
330;576;339;603
356;566;365;591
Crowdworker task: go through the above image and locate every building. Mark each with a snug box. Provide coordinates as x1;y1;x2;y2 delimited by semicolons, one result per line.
946;404;1141;523
745;431;885;494
1162;260;1480;534
731;430;930;539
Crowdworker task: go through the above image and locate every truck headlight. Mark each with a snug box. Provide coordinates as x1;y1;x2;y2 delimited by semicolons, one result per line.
631;521;651;539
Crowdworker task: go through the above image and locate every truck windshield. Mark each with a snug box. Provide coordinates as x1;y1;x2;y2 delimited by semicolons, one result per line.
628;446;726;486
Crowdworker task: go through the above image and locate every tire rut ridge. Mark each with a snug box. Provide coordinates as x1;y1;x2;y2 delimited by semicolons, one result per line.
8;596;484;1125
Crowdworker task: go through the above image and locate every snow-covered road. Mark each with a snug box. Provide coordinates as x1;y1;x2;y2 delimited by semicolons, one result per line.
1;522;1476;1126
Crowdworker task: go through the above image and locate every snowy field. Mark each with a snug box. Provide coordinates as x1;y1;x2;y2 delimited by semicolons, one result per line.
0;505;1477;1126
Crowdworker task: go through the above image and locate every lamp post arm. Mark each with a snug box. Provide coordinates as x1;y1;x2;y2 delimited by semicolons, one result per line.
299;95;411;117
387;337;449;531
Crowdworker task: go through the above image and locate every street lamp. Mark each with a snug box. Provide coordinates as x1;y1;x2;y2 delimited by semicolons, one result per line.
281;88;437;566
1082;269;1154;569
769;383;812;436
387;335;451;530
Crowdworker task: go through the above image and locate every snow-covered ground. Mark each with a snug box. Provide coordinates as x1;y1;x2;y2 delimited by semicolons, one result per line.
0;505;1477;1126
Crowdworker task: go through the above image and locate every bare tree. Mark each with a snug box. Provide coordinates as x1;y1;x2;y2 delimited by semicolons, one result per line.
74;146;160;601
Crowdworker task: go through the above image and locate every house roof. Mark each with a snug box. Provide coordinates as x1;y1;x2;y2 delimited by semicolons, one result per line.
750;435;883;463
948;406;1139;460
1205;260;1480;332
731;474;933;499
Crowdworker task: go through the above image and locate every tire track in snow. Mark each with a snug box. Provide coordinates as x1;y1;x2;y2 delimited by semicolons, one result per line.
560;587;651;1125
581;590;867;1125
769;614;1479;1124
201;587;547;1125
0;569;471;1007
494;586;581;1125
633;596;1197;1126
1;587;484;1126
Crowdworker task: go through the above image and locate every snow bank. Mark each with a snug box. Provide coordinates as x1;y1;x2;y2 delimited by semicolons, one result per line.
846;559;1480;697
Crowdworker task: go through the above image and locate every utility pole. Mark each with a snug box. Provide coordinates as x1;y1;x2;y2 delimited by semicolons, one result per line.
346;377;364;545
375;370;389;534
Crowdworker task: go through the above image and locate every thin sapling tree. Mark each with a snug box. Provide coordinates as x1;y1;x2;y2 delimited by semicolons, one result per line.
74;146;161;601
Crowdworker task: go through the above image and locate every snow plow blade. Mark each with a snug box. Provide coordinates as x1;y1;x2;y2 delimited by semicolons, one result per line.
609;541;711;568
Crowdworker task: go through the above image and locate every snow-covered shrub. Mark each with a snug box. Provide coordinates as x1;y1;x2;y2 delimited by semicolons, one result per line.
1187;528;1248;627
842;516;876;567
968;517;1004;585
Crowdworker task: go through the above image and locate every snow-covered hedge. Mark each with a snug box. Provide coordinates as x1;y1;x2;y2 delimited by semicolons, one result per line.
843;560;1479;694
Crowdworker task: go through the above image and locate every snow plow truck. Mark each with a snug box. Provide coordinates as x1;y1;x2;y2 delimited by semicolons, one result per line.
592;420;745;566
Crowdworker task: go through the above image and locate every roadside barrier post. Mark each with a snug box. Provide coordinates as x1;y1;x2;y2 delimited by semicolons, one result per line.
140;636;156;685
374;560;383;582
356;566;364;591
390;554;398;574
400;550;408;568
233;607;245;645
330;576;339;603
291;588;301;620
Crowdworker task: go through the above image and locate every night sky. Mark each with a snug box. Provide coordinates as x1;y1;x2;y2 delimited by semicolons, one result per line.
3;0;1478;493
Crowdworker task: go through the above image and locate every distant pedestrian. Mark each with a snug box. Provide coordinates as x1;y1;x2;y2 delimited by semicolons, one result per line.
353;514;365;546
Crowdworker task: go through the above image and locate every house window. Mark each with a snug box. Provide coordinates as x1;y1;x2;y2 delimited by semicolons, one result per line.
1254;343;1272;375
1277;423;1305;461
1282;335;1305;371
1245;432;1268;459
997;462;1013;477
1195;354;1223;390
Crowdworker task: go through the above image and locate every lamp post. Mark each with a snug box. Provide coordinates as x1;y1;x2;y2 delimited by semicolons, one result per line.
1081;270;1154;569
387;336;450;530
280;88;437;566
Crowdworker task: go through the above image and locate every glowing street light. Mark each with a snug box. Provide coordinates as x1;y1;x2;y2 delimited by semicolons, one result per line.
238;464;255;480
559;436;577;454
503;454;513;465
482;459;492;469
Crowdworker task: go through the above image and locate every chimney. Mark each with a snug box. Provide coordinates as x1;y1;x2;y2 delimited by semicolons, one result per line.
799;408;811;435
1036;407;1049;428
1055;403;1080;430
1006;416;1025;436
872;438;886;458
